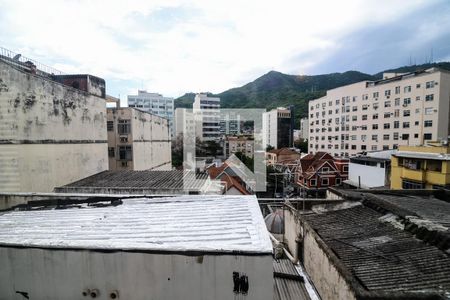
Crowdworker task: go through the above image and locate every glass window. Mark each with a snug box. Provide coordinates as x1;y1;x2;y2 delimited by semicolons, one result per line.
404;86;411;93
425;94;434;101
424;120;433;127
107;121;114;131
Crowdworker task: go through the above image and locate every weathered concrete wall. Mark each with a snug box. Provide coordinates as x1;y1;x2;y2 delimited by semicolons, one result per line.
283;205;301;262
0;60;108;192
107;108;171;171
0;247;273;300
303;227;357;300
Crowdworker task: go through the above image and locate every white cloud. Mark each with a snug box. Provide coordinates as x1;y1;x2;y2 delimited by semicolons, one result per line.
0;0;441;100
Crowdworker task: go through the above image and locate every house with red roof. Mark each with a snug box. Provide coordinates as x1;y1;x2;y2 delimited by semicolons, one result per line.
295;152;348;197
206;162;252;195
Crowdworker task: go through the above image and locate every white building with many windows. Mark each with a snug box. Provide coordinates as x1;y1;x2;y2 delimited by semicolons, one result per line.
308;68;450;157
127;90;174;137
193;93;221;141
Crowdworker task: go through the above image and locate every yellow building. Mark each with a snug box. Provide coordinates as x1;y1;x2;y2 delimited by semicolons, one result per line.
391;142;450;189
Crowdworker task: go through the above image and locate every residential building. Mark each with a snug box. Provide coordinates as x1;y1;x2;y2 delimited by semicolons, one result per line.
224;135;254;158
308;68;450;157
193;93;221;141
266;148;300;166
295;152;348;197
0;195;272;300
220;118;241;135
127;90;174;137
298;117;309;140
0;50;108;193
345;150;395;188
263;106;295;149
207;162;253;195
174;108;195;138
55;170;222;195
284;189;450;300
107;107;171;171
391;142;450;189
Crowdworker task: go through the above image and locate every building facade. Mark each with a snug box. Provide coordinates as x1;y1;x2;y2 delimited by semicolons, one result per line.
127;90;174;137
298;117;309;140
391;143;450;190
295;152;348;196
308;68;450;157
107;107;171;171
263;107;294;149
0;54;108;193
193;93;221;141
224;135;254;158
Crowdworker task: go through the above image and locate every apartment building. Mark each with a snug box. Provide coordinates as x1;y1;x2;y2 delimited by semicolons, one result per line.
298;117;309;140
107;107;171;171
224;135;254;158
127;90;174;137
308;68;450;157
391;142;450;190
263;106;295;149
193;93;221;141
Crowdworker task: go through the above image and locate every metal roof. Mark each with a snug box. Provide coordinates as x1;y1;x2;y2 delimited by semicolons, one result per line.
393;151;450;161
55;170;223;194
0;195;272;254
273;259;311;300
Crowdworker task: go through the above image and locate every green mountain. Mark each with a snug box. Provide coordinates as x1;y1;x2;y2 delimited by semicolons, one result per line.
175;62;450;123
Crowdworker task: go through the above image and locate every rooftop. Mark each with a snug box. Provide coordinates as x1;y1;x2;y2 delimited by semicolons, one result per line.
0;195;272;254
273;258;312;300
55;170;222;194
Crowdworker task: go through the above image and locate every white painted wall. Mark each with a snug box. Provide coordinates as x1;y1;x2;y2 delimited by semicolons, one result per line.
348;162;386;188
0;247;273;300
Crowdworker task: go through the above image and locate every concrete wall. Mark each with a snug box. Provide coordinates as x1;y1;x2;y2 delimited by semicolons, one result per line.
302;229;357;300
348;162;386;188
0;247;273;300
0;60;108;192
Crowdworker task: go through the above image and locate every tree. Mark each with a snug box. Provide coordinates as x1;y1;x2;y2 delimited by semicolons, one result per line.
294;139;308;153
234;151;254;172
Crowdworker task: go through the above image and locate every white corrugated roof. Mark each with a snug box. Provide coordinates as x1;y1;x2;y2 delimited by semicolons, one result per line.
0;195;272;254
394;151;450;161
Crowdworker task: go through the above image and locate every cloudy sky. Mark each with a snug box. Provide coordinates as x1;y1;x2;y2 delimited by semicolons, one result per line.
1;0;449;105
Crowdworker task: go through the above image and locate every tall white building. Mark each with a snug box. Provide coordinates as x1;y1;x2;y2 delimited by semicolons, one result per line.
262;107;294;149
299;117;309;140
308;68;450;157
193;94;221;141
128;90;174;137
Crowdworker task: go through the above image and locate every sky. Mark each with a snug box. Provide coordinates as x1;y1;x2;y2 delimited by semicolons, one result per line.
1;0;449;106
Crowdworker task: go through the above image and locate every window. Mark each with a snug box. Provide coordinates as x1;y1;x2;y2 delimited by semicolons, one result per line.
120;136;128;143
118;145;133;160
383;134;390;140
384;101;391;107
373;92;379;98
373;114;378;119
415;108;420;114
403;122;410;128
424;133;432;140
403;110;410;117
395;86;400;94
107;121;114;131
361;145;366;150
384;123;390;129
384;112;391;118
424;120;433;127
118;119;131;134
361;125;367;130
352;116;357;121
336;99;340;105
372;145;378;151
394;121;400;129
336;178;342;185
321;178;329;186
404;86;411;93
402;179;425;190
393;132;399;140
352;106;357;112
414;133;419;138
383;145;389;150
425;107;434;115
402;133;410;140
322;167;330;173
416;83;421;88
416;96;420;101
394;98;400;106
343;165;349;172
394;109;400;117
372;124;378;130
362;104;368;110
362;94;368;100
414;121;419;126
425;94;434;101
108;147;115;157
351;145;357;150
372;135;378;141
403;98;411;105
362;115;368;120
373;103;379;109
385;90;391;97
310;179;317;186
426;81;435;89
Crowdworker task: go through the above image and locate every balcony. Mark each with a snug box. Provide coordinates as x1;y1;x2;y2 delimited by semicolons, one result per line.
425;171;449;186
401;168;425;182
